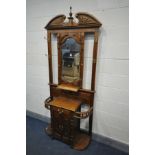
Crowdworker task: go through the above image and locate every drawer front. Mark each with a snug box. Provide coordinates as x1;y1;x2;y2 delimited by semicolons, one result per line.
51;106;77;143
52;106;73;118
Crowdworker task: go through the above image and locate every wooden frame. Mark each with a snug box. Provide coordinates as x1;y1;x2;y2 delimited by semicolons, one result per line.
57;32;84;87
44;7;102;150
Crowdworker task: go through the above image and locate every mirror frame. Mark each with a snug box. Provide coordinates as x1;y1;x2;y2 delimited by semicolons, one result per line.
57;32;84;88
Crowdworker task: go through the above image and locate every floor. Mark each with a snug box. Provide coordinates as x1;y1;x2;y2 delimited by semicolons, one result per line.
26;116;128;155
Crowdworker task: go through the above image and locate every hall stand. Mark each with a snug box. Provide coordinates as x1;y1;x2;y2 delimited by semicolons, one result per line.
44;7;102;150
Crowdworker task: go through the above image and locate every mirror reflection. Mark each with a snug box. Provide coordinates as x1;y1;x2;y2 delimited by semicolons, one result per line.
61;38;80;84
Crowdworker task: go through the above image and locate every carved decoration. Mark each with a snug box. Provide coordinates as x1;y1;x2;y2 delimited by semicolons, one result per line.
75;12;102;26
45;15;66;29
59;33;82;44
45;10;102;30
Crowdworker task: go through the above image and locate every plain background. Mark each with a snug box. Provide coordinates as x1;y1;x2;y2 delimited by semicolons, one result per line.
0;0;155;155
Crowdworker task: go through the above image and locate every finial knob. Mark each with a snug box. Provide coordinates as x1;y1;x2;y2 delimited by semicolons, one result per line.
69;6;73;18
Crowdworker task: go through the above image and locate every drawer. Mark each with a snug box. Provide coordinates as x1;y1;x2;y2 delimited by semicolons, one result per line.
52;106;73;117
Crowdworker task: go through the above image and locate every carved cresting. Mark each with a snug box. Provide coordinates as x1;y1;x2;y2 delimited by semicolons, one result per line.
45;7;102;30
45;15;66;29
75;13;102;26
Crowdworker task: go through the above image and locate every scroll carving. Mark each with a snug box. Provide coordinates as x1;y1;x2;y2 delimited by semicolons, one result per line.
45;11;102;30
45;15;66;29
75;13;102;26
45;13;102;30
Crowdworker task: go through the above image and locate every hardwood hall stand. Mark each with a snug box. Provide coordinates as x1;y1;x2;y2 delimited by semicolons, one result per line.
44;7;102;150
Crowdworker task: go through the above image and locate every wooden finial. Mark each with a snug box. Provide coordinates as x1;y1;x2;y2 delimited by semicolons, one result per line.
68;6;73;20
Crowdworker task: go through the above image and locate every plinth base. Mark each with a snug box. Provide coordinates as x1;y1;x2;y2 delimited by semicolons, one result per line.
45;124;91;150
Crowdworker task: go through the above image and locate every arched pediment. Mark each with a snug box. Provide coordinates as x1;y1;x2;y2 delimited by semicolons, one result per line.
45;15;66;29
45;12;102;30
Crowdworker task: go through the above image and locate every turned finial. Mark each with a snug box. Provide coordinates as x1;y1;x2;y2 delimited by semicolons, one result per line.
69;6;72;18
68;6;73;21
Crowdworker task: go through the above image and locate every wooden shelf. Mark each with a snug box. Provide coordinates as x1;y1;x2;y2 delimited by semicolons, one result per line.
57;84;79;92
50;96;81;112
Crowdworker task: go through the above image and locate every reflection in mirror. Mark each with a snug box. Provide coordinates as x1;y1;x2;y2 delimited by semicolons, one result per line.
61;38;80;84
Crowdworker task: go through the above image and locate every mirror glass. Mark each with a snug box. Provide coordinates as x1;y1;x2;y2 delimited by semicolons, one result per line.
61;38;80;84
